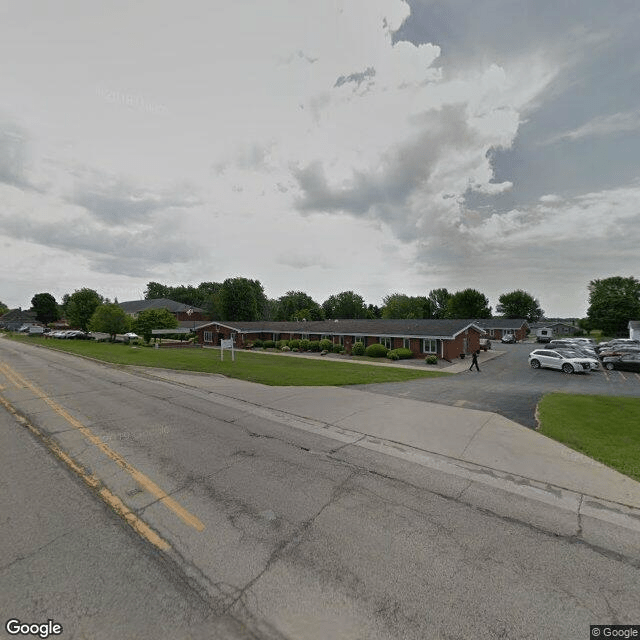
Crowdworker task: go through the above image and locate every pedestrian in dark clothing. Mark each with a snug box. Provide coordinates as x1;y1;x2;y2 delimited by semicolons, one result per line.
469;350;481;372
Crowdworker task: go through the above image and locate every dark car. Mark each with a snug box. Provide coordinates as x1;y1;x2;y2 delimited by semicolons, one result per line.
602;354;640;372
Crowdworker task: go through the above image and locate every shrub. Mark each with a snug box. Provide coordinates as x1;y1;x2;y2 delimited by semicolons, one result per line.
389;347;413;360
351;341;365;356
291;347;299;352
365;343;388;358
319;338;333;351
332;343;344;354
288;339;300;350
425;355;438;365
387;351;400;360
299;339;310;351
281;345;291;351
308;340;321;352
263;340;276;349
276;339;289;349
253;339;263;348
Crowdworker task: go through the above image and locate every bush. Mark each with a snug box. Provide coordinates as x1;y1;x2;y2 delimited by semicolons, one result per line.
425;355;438;365
291;347;299;352
387;351;400;360
390;347;413;360
319;338;333;351
263;340;276;349
276;339;289;349
351;341;365;356
308;340;321;352
299;339;310;351
281;345;291;351
365;343;388;358
288;339;300;350
252;339;263;348
332;343;344;354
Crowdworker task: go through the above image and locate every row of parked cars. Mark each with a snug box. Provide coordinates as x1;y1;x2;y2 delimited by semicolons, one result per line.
47;330;91;339
528;337;640;374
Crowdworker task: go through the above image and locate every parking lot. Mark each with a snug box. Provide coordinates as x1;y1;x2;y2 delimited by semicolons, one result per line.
352;341;640;428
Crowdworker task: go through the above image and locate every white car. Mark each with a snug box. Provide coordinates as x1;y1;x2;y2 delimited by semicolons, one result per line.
528;349;597;374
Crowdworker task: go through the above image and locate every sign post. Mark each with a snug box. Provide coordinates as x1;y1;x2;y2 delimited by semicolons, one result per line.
220;338;235;361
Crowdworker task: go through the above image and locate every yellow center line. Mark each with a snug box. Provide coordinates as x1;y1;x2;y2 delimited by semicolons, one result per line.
1;361;205;533
0;363;24;389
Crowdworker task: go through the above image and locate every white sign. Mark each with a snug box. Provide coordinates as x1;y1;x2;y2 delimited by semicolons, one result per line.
220;338;235;361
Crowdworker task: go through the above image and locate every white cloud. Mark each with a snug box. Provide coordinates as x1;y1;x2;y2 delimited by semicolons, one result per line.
543;110;640;145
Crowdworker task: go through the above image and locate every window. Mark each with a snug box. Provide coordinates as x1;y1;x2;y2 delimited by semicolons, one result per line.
403;338;411;350
423;338;438;353
353;336;365;346
203;331;213;343
301;333;309;340
338;335;344;346
380;337;392;349
272;333;279;342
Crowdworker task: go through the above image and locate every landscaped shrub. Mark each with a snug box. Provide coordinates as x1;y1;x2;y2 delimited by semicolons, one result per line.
332;343;344;354
319;338;333;351
263;340;276;349
365;343;388;358
351;341;365;356
387;351;400;360
288;339;300;350
291;347;299;352
281;345;291;351
308;340;321;352
389;347;413;360
299;339;310;351
276;339;289;349
425;355;438;365
252;339;263;348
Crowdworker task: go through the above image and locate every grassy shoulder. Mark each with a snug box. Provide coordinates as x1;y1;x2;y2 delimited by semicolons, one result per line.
7;335;449;386
538;393;640;482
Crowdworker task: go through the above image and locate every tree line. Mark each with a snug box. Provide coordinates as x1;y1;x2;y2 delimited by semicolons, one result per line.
9;275;639;339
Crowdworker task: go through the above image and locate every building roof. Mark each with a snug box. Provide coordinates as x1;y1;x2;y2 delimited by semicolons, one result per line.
0;308;37;327
629;321;640;329
118;298;205;315
475;318;529;330
198;318;485;339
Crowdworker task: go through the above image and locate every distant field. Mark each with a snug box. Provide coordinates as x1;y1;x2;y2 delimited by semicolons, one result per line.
538;393;640;482
6;335;448;386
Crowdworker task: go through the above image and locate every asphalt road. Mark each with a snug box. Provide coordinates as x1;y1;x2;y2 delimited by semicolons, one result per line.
352;341;640;427
1;338;640;639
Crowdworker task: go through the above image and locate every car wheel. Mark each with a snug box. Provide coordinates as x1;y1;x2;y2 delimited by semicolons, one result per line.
605;362;614;371
530;359;540;369
562;363;574;374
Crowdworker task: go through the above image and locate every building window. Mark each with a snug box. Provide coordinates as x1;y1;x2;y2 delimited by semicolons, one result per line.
403;338;411;350
380;337;392;349
203;331;213;343
338;335;344;346
272;333;279;342
423;338;438;353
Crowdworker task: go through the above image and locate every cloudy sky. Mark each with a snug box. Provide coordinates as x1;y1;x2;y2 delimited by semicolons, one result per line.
1;0;639;317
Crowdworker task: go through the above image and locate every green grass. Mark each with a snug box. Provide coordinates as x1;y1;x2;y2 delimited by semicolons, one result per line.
7;335;448;386
538;393;640;482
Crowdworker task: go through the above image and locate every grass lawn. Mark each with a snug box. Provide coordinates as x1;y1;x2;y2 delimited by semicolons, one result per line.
538;393;640;482
7;335;448;386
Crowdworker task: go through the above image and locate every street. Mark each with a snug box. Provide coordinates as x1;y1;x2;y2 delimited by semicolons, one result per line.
1;338;639;640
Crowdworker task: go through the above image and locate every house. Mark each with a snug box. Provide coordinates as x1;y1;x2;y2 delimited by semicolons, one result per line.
0;308;38;331
118;298;209;323
194;318;486;360
629;321;640;341
475;319;529;342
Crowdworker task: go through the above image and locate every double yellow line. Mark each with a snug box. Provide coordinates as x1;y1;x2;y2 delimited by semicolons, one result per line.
0;361;205;550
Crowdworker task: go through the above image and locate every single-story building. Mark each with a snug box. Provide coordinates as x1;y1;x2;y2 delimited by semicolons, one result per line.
118;298;209;322
194;319;486;360
475;319;529;341
629;321;640;341
0;308;38;331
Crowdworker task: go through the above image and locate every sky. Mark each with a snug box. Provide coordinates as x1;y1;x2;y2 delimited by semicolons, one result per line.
1;0;639;318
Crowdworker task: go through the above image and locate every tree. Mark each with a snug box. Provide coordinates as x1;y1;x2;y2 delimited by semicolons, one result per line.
322;291;368;319
428;288;451;319
586;276;640;336
446;289;491;319
219;277;266;321
0;300;9;316
381;293;432;319
66;288;104;331
30;292;60;324
133;308;178;343
88;304;131;341
275;291;324;321
144;282;171;299
496;290;544;322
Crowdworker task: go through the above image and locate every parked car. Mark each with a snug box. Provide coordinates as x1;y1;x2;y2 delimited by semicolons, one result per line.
479;338;491;351
528;349;596;374
601;354;640;372
554;348;600;370
501;334;516;344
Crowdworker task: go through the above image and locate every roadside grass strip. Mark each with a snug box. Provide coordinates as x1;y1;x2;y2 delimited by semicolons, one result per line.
10;336;446;386
538;393;640;483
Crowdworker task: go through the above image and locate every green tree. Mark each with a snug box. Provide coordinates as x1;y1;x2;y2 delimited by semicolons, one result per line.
446;288;491;319
0;300;9;316
496;290;544;322
133;308;178;343
88;303;131;341
30;292;60;324
381;293;432;319
275;291;324;321
144;282;171;299
366;303;382;319
219;277;266;321
322;291;368;319
66;288;104;331
428;288;451;319
586;276;640;336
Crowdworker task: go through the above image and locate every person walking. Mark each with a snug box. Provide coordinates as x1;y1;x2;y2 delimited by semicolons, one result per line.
469;350;481;372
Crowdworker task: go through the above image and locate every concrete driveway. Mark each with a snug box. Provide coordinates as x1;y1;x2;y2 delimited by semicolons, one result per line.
351;341;640;428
